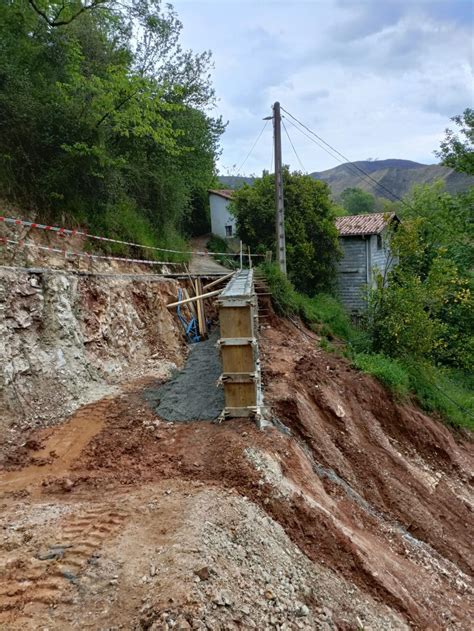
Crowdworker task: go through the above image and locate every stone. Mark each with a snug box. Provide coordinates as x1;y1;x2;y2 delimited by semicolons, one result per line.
295;604;310;617
195;566;210;581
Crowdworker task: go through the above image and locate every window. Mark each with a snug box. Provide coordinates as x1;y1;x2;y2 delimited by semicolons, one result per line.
225;225;233;237
377;234;383;250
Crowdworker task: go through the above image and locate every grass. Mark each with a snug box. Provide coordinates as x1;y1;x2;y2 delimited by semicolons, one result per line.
260;262;474;430
353;353;410;398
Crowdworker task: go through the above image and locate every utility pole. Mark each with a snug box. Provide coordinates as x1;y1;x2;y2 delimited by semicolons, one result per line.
272;102;287;275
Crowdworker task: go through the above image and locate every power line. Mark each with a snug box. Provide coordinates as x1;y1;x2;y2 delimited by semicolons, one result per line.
236;119;269;175
282;119;307;173
281;106;414;208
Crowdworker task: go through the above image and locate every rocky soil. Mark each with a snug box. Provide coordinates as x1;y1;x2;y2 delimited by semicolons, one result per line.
0;295;473;629
0;268;186;462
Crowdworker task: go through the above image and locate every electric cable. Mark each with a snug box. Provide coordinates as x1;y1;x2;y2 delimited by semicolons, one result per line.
282;119;307;173
236;119;269;175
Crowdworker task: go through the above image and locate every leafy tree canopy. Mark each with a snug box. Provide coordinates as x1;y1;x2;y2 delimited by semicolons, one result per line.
368;184;473;371
435;108;474;175
0;0;224;254
230;168;341;294
340;187;376;215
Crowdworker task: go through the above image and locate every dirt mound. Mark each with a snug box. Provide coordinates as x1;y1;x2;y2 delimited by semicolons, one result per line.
0;311;473;629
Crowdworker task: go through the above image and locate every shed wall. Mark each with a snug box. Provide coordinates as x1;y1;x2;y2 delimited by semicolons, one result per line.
336;236;368;312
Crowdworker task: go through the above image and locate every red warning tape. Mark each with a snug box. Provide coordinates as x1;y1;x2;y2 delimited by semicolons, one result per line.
0;215;263;257
0;237;182;266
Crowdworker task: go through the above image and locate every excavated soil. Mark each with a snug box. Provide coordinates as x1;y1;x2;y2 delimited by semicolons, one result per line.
0;309;473;630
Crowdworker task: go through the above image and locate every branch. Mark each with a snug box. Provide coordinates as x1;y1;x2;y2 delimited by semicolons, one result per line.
28;0;107;27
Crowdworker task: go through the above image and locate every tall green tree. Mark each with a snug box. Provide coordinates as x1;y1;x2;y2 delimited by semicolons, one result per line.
230;168;341;294
435;108;474;175
340;187;376;215
368;184;473;370
0;0;224;253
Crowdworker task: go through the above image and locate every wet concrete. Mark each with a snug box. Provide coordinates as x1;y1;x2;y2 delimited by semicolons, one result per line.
145;329;224;421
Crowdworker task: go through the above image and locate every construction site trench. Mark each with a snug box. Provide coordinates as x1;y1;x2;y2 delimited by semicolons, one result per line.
0;266;473;630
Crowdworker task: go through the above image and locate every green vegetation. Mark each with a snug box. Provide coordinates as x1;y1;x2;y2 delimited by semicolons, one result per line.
436;108;474;175
0;0;223;258
260;253;473;430
231;168;341;294
340;187;376;215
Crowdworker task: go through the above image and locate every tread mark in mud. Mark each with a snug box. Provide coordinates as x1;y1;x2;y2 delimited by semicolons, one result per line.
0;507;128;620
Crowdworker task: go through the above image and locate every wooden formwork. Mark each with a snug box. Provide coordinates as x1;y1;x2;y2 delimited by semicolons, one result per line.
218;269;261;418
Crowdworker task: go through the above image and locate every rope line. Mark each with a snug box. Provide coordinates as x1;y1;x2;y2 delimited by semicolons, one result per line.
0;215;264;258
0;237;182;266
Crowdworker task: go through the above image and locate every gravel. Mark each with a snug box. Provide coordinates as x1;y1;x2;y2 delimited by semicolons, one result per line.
145;329;224;421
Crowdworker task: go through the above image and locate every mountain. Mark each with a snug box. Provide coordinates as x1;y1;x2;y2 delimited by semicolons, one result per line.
219;160;474;200
311;160;474;200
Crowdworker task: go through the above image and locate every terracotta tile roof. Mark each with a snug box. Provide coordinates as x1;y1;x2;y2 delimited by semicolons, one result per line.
335;212;397;236
209;189;234;200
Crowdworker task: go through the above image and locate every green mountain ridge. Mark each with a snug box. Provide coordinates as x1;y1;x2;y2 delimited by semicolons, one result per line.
219;160;474;200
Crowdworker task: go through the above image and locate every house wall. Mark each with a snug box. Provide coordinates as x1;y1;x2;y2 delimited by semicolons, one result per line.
337;236;368;313
209;194;236;239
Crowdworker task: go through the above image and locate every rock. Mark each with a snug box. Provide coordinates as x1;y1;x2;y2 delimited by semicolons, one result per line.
194;566;211;581
62;478;74;492
295;604;310;617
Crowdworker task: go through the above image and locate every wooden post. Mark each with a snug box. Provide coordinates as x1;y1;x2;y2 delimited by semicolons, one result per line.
195;278;207;338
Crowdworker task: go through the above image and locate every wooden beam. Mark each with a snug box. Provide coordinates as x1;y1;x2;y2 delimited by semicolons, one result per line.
166;288;222;309
203;271;235;291
195;278;206;338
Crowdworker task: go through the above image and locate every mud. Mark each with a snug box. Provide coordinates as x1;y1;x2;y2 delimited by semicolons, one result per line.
146;328;224;421
0;308;473;629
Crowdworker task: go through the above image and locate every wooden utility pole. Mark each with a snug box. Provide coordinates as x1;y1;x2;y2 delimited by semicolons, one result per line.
272;102;287;275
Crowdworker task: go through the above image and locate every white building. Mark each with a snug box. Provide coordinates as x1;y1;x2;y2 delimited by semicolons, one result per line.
209;189;236;239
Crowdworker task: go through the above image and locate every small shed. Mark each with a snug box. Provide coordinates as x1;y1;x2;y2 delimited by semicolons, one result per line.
335;212;399;313
209;189;236;239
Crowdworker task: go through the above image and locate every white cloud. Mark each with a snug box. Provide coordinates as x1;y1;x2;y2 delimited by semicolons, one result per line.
173;0;474;174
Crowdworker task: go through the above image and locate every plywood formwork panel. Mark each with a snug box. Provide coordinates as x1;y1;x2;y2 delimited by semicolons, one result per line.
221;344;254;373
224;381;257;409
219;305;253;338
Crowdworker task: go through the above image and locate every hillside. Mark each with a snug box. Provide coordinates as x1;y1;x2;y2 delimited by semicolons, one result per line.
0;271;473;629
311;159;474;200
219;159;474;200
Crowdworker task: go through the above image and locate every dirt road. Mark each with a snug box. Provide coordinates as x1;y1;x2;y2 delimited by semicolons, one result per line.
0;310;473;630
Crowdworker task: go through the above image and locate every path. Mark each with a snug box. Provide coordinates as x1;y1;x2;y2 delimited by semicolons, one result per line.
188;235;232;275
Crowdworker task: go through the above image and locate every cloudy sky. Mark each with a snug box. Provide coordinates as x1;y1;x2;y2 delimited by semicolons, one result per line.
173;0;473;175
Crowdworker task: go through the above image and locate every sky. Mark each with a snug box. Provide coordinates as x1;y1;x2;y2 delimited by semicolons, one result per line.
173;0;474;175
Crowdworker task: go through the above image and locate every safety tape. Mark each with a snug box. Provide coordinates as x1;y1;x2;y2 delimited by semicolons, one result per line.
0;237;182;266
0;215;264;257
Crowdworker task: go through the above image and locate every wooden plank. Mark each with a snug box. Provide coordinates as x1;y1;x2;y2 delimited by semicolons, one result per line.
166;288;221;308
219;305;253;338
183;288;196;318
203;271;235;291
221;345;254;373
224;382;257;408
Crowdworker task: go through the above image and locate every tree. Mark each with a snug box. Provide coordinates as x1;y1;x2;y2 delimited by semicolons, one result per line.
340;187;376;215
367;184;473;370
435;108;474;175
230;168;341;294
0;0;223;254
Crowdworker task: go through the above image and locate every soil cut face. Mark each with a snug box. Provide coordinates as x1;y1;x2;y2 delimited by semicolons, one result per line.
0;310;473;630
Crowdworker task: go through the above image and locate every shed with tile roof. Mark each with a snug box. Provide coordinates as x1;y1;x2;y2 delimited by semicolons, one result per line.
335;212;399;313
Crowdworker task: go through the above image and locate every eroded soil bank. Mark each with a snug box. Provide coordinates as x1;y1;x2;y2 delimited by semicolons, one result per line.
0;306;472;630
0;268;186;463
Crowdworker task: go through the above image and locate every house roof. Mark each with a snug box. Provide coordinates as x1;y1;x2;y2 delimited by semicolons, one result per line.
335;212;397;237
209;189;234;200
